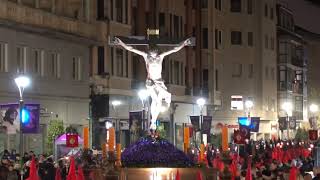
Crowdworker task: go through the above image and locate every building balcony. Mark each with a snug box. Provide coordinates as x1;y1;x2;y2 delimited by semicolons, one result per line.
279;81;303;94
0;1;99;41
291;56;305;67
292;111;303;120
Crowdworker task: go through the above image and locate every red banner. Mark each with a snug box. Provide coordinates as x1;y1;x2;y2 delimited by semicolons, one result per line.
66;134;79;148
234;129;245;144
309;130;318;141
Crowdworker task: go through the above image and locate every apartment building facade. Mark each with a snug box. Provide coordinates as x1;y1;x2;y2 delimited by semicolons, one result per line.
209;0;278;140
276;3;307;139
0;0;101;154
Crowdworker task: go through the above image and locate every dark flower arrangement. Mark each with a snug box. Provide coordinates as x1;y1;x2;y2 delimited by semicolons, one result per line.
121;136;195;168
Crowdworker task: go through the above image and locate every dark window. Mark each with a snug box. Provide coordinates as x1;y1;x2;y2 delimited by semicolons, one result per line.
111;47;114;75
169;14;172;37
231;0;241;12
270;37;274;50
193;68;195;88
215;69;219;91
215;0;222;10
248;64;253;78
248;32;253;46
174;61;179;85
159;13;165;28
180;16;183;37
174;15;179;38
215;29;222;49
270;8;274;20
110;0;113;20
203;69;209;90
201;0;208;8
215;29;218;49
124;0;128;23
247;0;253;14
264;4;268;17
97;0;104;20
146;12;150;27
125;51;128;77
231;31;242;45
116;0;123;22
265;35;268;49
98;46;104;75
202;28;208;49
116;49;123;77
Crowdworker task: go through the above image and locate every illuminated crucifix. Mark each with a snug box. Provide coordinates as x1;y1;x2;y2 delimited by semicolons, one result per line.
110;30;194;131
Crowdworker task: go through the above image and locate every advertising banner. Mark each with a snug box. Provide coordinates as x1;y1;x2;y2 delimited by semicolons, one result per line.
0;103;40;134
190;116;200;132
249;117;260;132
278;117;288;131
202;116;212;135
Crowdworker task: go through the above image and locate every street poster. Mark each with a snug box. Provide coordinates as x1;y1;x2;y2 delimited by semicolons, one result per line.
129;111;143;142
278;117;288;131
289;117;296;129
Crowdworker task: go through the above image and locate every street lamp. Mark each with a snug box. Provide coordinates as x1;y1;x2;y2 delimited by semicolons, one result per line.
14;76;30;153
112;100;121;107
281;102;293;140
310;104;319;113
111;100;121;144
309;104;318;130
138;89;149;131
245;100;253;116
15;75;30;179
197;98;206;144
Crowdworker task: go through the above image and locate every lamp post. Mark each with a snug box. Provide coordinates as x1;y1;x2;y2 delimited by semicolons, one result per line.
310;104;318;130
245;100;254;139
245;100;253;117
138;89;149;131
196;98;206;144
281;102;293;140
14;75;30;179
111;100;121;144
15;76;30;155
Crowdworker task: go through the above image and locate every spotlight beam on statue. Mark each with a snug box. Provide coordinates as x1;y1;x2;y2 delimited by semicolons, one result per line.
109;31;195;132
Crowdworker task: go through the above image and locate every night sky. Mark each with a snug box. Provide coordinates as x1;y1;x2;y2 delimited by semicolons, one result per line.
281;0;320;33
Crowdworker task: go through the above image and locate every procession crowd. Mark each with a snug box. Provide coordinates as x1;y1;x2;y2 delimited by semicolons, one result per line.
202;139;318;179
0;149;102;180
0;139;319;180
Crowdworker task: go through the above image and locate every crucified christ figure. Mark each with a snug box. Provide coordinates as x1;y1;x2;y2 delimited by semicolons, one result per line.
114;37;192;131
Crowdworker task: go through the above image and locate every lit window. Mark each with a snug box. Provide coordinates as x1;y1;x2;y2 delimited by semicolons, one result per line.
231;95;243;110
0;42;8;72
50;52;60;79
72;57;82;81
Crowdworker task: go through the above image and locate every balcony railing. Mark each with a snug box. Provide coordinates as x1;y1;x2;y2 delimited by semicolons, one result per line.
291;56;305;67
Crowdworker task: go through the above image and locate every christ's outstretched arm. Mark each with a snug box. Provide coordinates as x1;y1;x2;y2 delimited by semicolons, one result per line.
159;38;192;58
114;37;147;57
